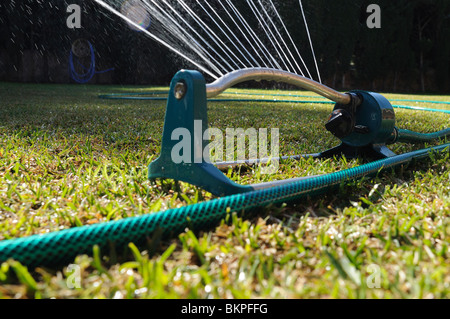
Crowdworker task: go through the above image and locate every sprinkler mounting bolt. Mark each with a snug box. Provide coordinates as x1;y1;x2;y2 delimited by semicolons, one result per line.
174;81;187;100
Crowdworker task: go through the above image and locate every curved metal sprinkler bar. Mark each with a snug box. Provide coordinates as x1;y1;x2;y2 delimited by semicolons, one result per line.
206;68;352;104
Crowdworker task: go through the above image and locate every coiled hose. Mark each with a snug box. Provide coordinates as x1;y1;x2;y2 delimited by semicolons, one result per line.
0;142;449;267
69;41;114;84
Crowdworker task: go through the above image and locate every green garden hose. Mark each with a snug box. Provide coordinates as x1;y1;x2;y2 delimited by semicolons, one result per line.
98;92;450;115
397;128;450;143
0;142;449;267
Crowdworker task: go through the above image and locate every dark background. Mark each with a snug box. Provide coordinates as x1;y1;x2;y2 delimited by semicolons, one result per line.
0;0;449;93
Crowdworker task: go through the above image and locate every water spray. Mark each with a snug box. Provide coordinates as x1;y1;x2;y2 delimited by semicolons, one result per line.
120;0;152;31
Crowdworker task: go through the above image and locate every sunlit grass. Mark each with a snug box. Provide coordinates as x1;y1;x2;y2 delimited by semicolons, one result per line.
0;82;449;299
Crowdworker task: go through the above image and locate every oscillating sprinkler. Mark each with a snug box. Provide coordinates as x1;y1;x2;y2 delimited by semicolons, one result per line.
2;68;450;267
148;67;441;197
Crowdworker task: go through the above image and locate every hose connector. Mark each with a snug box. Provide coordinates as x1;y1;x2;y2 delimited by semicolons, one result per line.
387;127;399;144
325;92;365;139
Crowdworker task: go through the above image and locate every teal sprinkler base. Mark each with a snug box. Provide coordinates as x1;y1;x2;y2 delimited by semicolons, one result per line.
148;70;404;196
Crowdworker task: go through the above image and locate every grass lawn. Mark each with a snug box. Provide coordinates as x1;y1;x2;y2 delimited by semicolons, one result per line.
0;81;449;299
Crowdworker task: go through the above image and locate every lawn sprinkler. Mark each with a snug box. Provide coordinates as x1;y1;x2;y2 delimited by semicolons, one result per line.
2;68;450;268
148;68;450;197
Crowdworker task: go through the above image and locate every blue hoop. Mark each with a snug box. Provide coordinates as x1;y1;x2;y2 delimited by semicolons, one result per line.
69;41;114;84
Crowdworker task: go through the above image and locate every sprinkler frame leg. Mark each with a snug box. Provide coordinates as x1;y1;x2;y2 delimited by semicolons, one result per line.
318;143;396;160
148;70;253;197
